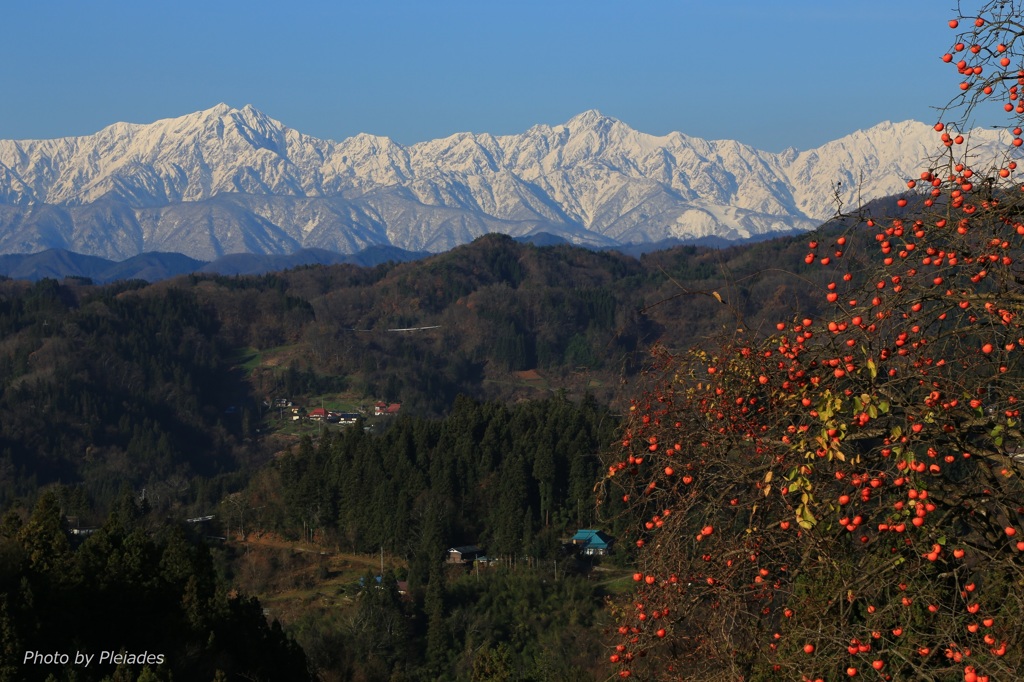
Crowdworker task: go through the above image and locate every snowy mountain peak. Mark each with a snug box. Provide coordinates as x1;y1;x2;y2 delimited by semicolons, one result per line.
564;109;618;129
0;106;1002;261
159;103;238;129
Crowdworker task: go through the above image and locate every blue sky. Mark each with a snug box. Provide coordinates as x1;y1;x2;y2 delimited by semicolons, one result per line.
2;1;964;151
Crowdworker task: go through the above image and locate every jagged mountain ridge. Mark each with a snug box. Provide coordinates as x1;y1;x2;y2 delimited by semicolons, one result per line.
0;105;1008;260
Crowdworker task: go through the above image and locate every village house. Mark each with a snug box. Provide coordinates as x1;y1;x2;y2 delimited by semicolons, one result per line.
374;402;401;416
570;529;613;556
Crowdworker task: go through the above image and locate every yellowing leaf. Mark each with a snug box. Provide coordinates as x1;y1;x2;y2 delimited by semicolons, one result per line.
796;503;817;529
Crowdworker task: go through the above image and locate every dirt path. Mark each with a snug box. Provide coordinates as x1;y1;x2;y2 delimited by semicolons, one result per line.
232;534;405;570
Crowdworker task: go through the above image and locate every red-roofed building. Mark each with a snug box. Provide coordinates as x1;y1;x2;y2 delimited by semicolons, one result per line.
374;402;401;416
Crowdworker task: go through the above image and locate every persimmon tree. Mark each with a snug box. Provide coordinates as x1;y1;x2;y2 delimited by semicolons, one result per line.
605;3;1024;680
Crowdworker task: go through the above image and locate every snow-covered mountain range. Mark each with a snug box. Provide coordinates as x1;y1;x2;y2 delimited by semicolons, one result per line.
0;105;1007;260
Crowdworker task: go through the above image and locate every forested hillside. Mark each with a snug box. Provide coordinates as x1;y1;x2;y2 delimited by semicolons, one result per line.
191;229;843;416
0;227;848;680
246;396;619;681
0;489;313;681
267;395;617;564
0;278;248;511
0;228;843;513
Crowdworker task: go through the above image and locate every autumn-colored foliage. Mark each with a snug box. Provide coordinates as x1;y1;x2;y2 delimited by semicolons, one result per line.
606;3;1024;680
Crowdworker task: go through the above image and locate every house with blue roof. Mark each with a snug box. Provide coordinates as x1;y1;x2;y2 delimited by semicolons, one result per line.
571;529;613;556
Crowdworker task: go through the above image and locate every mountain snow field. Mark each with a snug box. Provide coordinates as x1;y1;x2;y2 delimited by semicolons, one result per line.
0;105;1008;260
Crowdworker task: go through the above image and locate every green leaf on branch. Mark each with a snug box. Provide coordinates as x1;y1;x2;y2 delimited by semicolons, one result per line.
796;503;817;530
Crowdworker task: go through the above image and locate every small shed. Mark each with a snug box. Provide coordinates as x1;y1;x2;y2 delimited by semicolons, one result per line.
447;545;482;564
571;529;613;556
